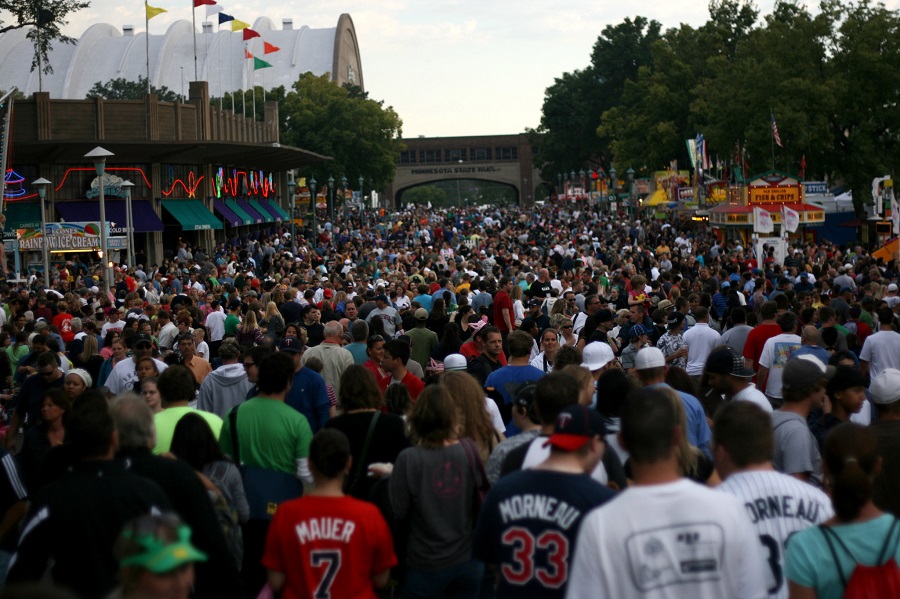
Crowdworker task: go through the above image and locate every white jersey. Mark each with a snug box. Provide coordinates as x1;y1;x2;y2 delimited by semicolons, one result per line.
106;358;169;394
717;470;833;599
568;479;768;599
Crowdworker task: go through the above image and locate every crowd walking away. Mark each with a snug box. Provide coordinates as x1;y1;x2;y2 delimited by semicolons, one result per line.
0;202;898;597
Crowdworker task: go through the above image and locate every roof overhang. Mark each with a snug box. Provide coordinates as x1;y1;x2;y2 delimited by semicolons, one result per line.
11;140;331;171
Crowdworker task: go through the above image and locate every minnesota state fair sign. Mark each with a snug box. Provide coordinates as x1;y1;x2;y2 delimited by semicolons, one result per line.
17;223;126;251
748;171;802;205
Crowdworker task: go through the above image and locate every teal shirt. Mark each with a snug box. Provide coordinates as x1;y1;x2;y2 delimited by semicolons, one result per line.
786;514;900;599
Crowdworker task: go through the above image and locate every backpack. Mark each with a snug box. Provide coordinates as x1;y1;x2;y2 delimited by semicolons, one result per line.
820;517;900;598
206;461;244;569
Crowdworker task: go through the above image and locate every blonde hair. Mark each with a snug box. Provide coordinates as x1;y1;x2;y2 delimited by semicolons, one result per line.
658;386;699;477
440;370;501;461
241;310;258;332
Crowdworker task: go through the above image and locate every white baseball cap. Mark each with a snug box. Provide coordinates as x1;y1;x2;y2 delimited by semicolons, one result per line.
888;283;898;292
870;368;900;405
443;354;468;371
635;347;666;370
582;342;614;371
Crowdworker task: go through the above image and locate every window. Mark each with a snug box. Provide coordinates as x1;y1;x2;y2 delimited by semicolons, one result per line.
444;148;466;162
419;149;441;163
399;150;416;164
470;147;492;161
496;146;518;160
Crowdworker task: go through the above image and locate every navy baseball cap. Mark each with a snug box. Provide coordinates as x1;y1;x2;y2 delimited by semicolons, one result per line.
630;324;650;339
279;337;305;353
544;405;606;451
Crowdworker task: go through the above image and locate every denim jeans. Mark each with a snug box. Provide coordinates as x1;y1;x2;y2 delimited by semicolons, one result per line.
402;559;485;599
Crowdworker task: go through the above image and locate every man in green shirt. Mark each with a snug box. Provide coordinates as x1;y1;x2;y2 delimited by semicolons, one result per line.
224;299;242;337
407;308;438;370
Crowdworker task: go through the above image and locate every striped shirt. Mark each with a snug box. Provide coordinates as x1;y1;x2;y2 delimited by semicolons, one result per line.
718;469;833;599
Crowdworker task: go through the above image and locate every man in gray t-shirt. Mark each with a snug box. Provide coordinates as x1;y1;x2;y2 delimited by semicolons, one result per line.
771;355;834;489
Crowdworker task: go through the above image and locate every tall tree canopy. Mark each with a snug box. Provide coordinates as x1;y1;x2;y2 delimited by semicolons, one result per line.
532;0;900;212
1;0;89;74
280;72;404;195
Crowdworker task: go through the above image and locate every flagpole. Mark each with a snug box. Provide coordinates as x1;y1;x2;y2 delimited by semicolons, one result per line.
191;2;199;80
145;5;151;94
770;113;775;171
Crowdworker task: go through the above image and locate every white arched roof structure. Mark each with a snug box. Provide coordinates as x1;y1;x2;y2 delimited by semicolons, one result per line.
0;13;363;99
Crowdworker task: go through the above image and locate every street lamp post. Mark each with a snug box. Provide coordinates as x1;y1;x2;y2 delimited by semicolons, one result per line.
327;175;335;225
31;177;51;281
609;166;617;216
308;177;317;244
85;146;114;297
579;169;586;213
340;175;348;219
556;173;562;203
287;179;297;247
358;175;364;209
121;180;135;264
626;167;635;219
522;178;528;206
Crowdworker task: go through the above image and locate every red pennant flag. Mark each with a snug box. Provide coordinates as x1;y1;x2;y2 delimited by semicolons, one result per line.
263;41;280;54
242;28;260;41
244;49;253;59
193;0;216;7
799;154;807;179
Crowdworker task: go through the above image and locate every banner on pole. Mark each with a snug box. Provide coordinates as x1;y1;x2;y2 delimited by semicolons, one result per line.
753;206;774;233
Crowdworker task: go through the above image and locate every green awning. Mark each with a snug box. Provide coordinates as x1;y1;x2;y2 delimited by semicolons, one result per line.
248;199;273;223
225;200;254;226
3;201;41;233
265;200;290;221
160;200;222;230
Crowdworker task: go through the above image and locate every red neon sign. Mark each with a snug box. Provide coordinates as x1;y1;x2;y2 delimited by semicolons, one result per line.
161;172;204;198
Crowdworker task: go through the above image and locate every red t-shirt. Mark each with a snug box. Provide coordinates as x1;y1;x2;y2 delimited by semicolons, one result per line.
397;371;425;402
493;290;513;332
52;312;74;343
742;323;783;371
262;495;397;599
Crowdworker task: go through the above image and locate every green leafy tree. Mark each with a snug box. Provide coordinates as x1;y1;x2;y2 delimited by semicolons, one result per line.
530;17;662;188
86;76;180;102
280;72;404;197
823;0;900;211
1;0;89;74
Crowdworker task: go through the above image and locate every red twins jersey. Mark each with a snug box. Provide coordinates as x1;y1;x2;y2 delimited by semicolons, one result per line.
262;495;397;599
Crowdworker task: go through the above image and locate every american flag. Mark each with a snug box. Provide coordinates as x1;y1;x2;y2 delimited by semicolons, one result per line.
771;111;783;147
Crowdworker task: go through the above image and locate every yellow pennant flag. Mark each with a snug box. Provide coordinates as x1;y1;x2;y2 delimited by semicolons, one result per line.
145;2;167;20
231;19;250;32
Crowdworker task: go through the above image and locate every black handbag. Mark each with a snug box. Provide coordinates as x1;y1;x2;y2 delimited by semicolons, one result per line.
229;404;303;520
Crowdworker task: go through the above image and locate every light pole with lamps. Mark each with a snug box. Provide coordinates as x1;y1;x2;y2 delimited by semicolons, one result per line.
340;175;348;218
579;169;586;213
121;180;135;264
358;175;364;209
85;146;114;297
308;177;317;243
31;177;51;281
287;179;297;246
327;175;335;224
609;166;617;216
626;167;635;219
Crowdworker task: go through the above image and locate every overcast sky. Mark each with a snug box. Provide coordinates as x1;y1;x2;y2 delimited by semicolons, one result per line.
57;0;896;139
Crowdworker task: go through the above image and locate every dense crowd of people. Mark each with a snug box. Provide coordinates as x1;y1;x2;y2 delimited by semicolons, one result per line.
0;202;898;598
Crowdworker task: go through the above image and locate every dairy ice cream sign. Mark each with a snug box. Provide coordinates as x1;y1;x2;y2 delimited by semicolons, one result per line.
17;222;126;251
